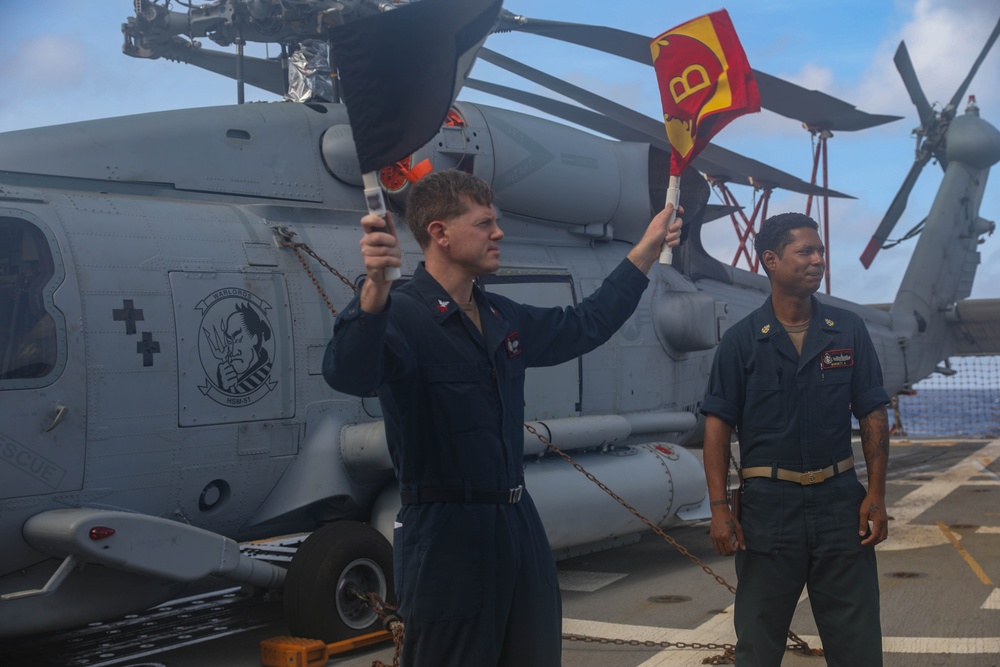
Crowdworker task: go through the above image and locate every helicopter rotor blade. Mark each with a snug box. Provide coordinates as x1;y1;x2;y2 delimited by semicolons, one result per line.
860;151;931;268
465;79;662;146
893;42;936;129
494;12;900;132
946;16;1000;111
471;50;850;198
496;13;650;63
465;78;749;185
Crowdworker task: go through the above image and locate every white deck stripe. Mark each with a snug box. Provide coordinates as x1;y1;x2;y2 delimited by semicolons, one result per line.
881;439;1000;551
564;616;1000;661
558;570;628;592
984;588;1000;610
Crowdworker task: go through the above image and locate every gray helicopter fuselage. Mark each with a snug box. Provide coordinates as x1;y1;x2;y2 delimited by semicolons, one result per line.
0;100;710;636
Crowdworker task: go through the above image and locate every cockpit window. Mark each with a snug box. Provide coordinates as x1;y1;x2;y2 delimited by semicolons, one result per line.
0;218;58;380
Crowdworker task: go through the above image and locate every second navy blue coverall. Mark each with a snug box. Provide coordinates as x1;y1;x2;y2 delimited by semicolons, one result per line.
701;295;890;667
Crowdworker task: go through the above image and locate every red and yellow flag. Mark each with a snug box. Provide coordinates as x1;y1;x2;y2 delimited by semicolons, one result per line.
651;10;760;175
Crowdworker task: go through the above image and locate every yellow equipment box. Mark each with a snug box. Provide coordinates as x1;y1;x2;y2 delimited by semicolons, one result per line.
260;636;329;667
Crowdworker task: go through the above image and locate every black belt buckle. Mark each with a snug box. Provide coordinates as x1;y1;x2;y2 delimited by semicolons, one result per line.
508;485;523;503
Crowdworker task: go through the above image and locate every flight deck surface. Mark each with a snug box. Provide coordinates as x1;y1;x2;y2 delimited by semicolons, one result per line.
3;437;998;667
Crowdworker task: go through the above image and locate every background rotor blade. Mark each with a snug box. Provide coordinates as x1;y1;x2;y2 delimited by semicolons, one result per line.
497;14;650;62
495;14;900;132
465;79;662;145
471;51;850;198
894;42;936;129
947;16;1000;111
861;151;931;267
752;71;902;131
464;78;747;182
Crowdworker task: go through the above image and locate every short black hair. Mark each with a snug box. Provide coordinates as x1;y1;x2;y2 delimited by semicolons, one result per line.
755;213;819;275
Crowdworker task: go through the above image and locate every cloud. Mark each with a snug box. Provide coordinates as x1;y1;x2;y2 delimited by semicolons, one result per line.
856;0;1000;115
2;33;89;89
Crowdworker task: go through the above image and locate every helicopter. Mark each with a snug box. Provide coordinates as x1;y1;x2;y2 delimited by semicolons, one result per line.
1;0;998;646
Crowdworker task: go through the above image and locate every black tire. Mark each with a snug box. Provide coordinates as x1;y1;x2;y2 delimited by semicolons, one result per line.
283;520;396;643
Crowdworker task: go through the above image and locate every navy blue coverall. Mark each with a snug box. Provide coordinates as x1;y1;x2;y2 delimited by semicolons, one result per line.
324;259;650;666
701;295;889;667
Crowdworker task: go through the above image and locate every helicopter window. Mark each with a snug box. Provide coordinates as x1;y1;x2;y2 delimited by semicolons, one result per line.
0;218;58;380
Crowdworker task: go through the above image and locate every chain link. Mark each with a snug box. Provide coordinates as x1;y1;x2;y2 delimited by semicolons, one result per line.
280;234;821;662
274;226;358;319
525;424;736;593
526;424;821;660
347;590;404;667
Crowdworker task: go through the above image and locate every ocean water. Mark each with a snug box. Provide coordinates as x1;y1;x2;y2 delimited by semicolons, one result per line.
877;355;1000;439
892;387;1000;438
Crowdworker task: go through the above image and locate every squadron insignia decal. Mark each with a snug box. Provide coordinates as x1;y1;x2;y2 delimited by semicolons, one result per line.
504;332;522;358
196;288;277;407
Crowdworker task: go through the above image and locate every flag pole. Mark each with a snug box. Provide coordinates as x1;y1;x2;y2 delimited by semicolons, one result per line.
362;171;402;281
659;174;681;264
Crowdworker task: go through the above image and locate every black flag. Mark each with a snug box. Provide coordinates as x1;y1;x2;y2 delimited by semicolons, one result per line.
329;0;503;174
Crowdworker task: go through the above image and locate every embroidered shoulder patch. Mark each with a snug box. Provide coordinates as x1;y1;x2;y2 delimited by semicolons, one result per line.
504;332;522;358
821;348;854;369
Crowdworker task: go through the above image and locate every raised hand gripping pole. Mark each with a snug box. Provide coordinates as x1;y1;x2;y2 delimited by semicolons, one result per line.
362;171;402;281
659;174;681;264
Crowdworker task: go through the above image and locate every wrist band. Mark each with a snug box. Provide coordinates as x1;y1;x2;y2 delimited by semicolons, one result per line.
710;499;729;506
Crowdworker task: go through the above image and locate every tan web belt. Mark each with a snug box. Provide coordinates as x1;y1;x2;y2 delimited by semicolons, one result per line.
740;455;854;486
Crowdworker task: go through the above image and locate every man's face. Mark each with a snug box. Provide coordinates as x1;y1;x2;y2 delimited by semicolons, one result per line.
440;197;504;277
765;227;825;298
225;312;259;373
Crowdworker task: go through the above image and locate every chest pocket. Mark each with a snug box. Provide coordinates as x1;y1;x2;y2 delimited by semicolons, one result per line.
818;366;853;427
745;375;788;432
424;362;489;436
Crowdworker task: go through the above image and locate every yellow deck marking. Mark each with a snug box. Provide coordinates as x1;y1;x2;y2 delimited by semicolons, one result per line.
881;439;1000;551
937;520;994;585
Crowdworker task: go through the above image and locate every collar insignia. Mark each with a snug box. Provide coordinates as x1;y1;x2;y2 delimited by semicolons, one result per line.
825;318;835;326
436;299;450;313
761;324;771;334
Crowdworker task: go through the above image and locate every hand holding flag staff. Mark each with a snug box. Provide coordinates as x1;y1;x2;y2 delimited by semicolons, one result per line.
328;0;503;281
651;10;761;263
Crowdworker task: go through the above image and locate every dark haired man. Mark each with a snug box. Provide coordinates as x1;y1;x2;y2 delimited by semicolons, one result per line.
700;212;890;665
324;168;681;666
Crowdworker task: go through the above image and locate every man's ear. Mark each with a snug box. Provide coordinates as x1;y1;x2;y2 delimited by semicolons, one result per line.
761;249;778;272
427;220;448;248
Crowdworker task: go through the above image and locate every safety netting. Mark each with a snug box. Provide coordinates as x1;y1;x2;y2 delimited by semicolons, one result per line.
891;355;1000;439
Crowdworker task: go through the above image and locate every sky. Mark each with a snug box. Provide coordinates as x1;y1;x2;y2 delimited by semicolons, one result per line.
0;0;998;306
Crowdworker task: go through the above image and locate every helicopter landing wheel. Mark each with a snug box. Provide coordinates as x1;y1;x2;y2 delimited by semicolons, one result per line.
283;520;395;643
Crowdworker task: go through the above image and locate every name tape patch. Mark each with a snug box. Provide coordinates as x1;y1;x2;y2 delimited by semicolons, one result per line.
821;348;854;370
